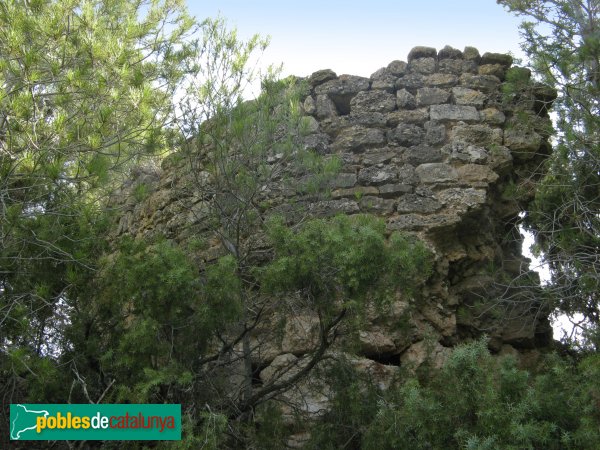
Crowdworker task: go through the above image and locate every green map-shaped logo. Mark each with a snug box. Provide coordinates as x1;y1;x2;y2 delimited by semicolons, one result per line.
10;404;49;440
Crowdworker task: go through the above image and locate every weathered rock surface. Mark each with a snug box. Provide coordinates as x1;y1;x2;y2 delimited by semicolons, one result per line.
110;46;555;424
430;104;480;122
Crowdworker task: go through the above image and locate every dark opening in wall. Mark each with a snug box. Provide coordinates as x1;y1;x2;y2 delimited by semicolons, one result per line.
364;352;401;367
329;93;353;115
251;362;268;387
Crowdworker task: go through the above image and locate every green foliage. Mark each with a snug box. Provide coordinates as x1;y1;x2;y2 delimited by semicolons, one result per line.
298;152;342;195
251;402;291;450
1;8;355;446
161;412;228;450
71;213;432;445
261;214;433;317
307;359;381;449
182;63;336;233
4;346;67;403
0;0;193;193
202;255;243;326
502;65;536;107
498;0;600;348
36;235;210;408
100;238;199;316
75;237;203;403
0;2;196;436
133;182;150;202
306;339;600;450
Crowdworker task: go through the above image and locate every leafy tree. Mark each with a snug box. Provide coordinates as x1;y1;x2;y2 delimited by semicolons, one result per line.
72;214;431;448
0;0;195;443
253;213;432;406
497;0;600;348
0;0;195;348
305;339;600;449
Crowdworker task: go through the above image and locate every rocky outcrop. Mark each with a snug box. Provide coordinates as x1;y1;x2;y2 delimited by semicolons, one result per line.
111;45;555;419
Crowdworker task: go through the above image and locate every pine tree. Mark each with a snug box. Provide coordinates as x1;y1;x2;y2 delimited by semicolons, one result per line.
498;0;600;348
0;0;195;442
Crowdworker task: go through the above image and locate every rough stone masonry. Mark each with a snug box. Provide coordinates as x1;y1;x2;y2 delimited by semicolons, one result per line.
111;45;557;419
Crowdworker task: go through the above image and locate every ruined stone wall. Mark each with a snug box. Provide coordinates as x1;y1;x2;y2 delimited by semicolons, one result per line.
112;45;555;402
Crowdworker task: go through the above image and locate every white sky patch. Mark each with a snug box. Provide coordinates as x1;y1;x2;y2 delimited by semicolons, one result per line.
186;1;527;78
521;227;585;342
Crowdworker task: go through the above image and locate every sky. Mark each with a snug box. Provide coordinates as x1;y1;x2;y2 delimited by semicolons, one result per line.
186;0;528;78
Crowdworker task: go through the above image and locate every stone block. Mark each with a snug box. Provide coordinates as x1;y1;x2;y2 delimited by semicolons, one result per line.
387;213;461;231
303;95;316;115
407;46;437;61
387;60;408;76
451;124;503;146
416;163;458;184
401;341;451;370
436;188;487;209
388;123;425;146
332;186;378;199
370;67;398;91
424;121;446;145
281;316;320;355
463;46;481;62
350;90;397;113
478;63;507;80
309;199;360;216
308;69;337;87
442;140;488;164
351;357;400;390
424;73;459;88
359;196;396;214
438;59;478;75
459;73;501;93
323;112;387;134
396;88;416;109
314;74;370;97
456;164;499;184
403;145;443;166
331;172;357;188
438;45;463;59
430;104;480;122
480;52;513;67
479;107;506;125
358;165;397;185
416;87;450;106
387;108;429;126
451;86;487;107
332;126;385;152
503;128;543;157
397;164;418;184
378;183;413;197
302;132;330;154
358;330;396;355
395;73;425;91
488;145;513;173
396;193;442;213
409;57;437;74
315;94;338;118
362;148;396;165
